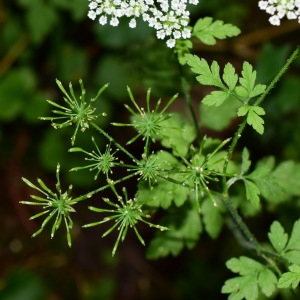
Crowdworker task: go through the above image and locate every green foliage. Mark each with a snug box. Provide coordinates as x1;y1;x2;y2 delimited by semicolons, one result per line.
222;256;277;299
17;0;88;43
20;164;90;247
0;269;47;300
41;79;109;145
146;201;202;258
185;55;267;134
175;40;193;65
83;180;168;256
278;264;300;289
13;3;300;298
0;68;48;121
202;197;225;239
237;105;265;134
228;148;300;208
268;219;300;265
193;17;241;45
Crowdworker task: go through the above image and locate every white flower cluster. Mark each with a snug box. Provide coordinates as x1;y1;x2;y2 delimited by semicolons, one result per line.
87;0;199;48
258;0;300;25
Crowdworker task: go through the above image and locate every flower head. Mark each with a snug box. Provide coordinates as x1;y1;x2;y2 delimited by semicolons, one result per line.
69;137;118;179
111;86;178;154
258;0;300;25
41;79;109;145
87;0;199;47
20;164;91;246
83;180;168;256
179;137;231;212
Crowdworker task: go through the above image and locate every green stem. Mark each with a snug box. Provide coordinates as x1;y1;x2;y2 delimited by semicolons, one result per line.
218;47;299;272
220;194;284;275
222;119;247;192
221;194;260;249
180;77;202;144
70;173;137;203
91;122;138;163
222;46;299;192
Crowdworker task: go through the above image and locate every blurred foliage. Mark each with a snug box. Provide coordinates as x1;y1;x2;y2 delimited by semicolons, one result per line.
1;0;300;299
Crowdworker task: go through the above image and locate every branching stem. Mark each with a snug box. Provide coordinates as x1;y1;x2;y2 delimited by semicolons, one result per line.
91;122;138;164
180;77;202;144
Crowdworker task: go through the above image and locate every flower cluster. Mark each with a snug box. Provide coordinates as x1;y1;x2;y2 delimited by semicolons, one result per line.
258;0;300;25
20;164;91;247
41;79;108;145
83;180;168;256
87;0;199;48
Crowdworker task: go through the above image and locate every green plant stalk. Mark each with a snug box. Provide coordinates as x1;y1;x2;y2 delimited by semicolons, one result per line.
180;75;202;145
217;46;300;272
91;122;138;164
222;119;247;193
222;46;299;191
70;173;137;203
220;194;283;276
220;194;260;248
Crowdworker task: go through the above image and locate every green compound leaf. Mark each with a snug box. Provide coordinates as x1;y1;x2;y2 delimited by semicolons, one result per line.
223;62;239;91
243;179;260;208
136;151;189;208
284;219;300;265
267;219;300;265
268;221;288;254
201;198;225;239
237;105;265;134
137;174;189;209
228;153;290;207
246;157;287;203
258;268;278;297
202;90;230;107
272;161;300;201
185;55;224;88
278;264;300;289
234;62;266;99
158;113;196;157
193;17;241;45
222;256;277;299
241;147;251;175
146;203;202;258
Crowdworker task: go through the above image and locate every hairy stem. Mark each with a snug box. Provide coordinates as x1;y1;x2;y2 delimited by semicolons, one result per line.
218;47;300;272
222;46;299;192
180;77;202;144
222;119;247;192
91;122;138;163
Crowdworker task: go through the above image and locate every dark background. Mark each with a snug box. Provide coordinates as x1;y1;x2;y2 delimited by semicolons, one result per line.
1;0;300;299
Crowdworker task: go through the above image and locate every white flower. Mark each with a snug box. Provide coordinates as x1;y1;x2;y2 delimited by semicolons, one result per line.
258;0;300;25
88;10;97;20
269;15;280;25
287;11;297;18
129;18;137;28
258;1;268;10
99;15;107;25
173;30;181;39
89;1;98;9
86;0;198;47
157;30;166;39
182;27;191;39
110;17;119;26
166;38;176;48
